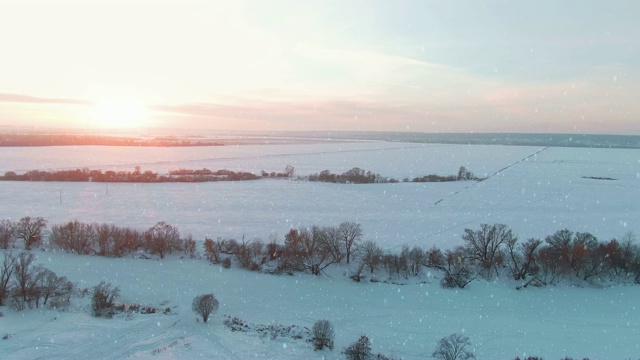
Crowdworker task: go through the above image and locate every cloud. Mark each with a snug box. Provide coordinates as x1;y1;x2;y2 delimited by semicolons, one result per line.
0;93;90;105
150;99;467;132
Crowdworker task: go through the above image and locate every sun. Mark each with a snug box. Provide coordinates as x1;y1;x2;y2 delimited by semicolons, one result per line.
90;98;150;129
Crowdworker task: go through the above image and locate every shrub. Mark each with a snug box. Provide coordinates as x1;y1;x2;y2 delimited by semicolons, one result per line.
221;257;232;269
312;319;334;351
432;333;475;360
91;281;120;317
182;234;197;258
344;335;372;360
192;293;219;323
203;238;220;263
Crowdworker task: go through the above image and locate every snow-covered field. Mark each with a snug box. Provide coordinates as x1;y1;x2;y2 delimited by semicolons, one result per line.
0;142;637;249
1;141;640;359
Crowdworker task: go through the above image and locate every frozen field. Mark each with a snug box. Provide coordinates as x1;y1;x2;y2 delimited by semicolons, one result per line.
1;141;640;359
0;142;638;249
1;251;639;359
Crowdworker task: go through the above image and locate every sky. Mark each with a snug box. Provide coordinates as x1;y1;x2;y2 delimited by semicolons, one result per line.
0;0;638;134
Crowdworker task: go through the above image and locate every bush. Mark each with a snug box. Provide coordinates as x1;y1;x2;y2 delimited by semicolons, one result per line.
432;333;475;360
203;238;220;263
91;281;120;317
182;234;197;258
221;257;232;269
312;319;334;351
192;293;219;323
344;335;372;360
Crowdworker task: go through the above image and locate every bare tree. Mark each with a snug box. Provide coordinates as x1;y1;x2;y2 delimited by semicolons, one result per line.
11;252;38;309
37;268;74;308
14;216;47;250
338;222;363;264
279;227;336;275
183;234;198;258
0;219;16;249
145;221;181;259
320;225;344;264
408;246;425;276
438;247;475;289
192;293;219;323
50;220;96;255
544;229;600;279
95;224;141;257
462;223;513;278
306;226;339;275
359;240;383;273
95;223;113;256
280;228;307;272
203;238;220;263
506;237;542;282
432;333;476;360
0;252;15;306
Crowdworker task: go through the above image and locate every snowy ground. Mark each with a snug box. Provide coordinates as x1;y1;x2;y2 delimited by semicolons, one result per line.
1;251;639;359
1;141;640;359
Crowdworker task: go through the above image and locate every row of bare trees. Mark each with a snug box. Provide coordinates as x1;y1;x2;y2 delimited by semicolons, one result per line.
0;252;74;310
351;224;640;288
4;215;640;287
0;217;194;259
203;222;363;275
0;217;48;250
49;220;196;259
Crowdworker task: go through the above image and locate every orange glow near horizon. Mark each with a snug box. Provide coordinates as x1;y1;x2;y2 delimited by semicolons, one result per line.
89;98;150;129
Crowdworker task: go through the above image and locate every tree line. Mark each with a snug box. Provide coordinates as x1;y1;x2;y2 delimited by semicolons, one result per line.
199;221;640;287
2;216;639;288
2;164;479;186
1;167;261;183
0;217;196;259
0;133;223;147
308;166;479;184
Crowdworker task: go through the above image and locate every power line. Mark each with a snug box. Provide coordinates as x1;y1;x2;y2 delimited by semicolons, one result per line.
386;182;584;252
434;147;549;205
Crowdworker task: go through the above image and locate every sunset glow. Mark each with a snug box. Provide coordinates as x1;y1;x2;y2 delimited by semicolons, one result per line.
0;1;638;134
90;99;149;129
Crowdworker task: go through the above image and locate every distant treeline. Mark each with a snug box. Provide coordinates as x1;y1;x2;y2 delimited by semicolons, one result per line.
308;166;479;184
1;165;479;184
275;131;640;149
0;134;223;147
1;167;261;183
